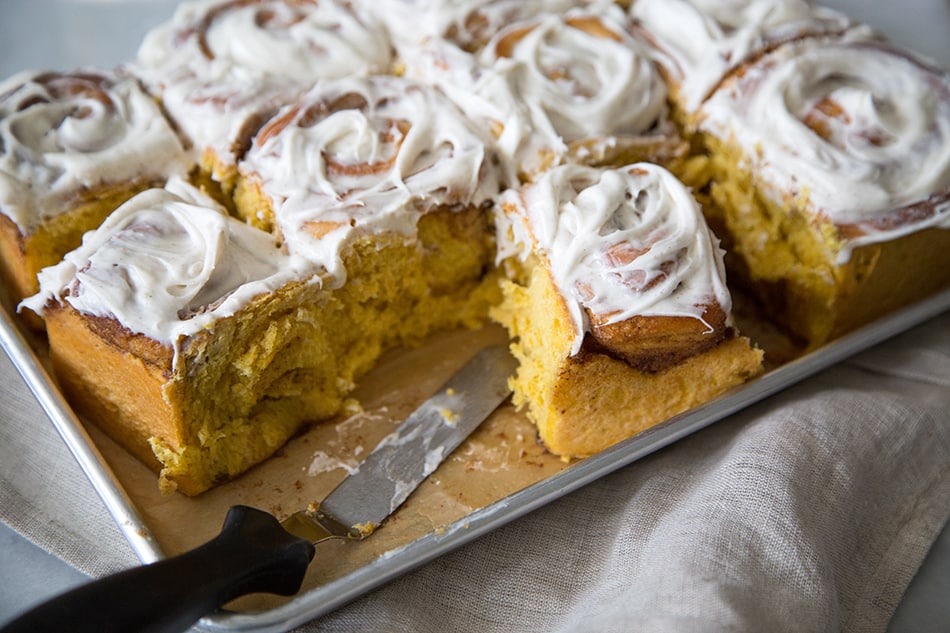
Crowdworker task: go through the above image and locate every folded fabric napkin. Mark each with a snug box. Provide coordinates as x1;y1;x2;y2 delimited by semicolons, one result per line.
1;311;948;633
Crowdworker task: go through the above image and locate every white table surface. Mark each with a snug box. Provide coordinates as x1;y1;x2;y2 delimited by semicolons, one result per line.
0;0;948;630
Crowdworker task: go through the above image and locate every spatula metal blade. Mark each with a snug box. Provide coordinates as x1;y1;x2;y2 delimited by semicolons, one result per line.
286;344;517;541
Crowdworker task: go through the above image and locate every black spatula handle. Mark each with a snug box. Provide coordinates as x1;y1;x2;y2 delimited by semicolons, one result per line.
1;505;315;633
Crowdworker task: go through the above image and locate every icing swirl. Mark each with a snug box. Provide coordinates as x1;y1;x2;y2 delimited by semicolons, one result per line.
498;163;731;354
240;75;498;281
135;0;393;163
631;0;857;112
699;39;950;260
22;178;301;349
0;69;187;232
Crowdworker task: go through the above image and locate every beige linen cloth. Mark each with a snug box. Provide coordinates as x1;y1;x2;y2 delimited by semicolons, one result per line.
1;311;948;633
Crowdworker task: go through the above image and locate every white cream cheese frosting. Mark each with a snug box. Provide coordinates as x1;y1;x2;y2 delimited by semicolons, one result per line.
497;163;731;354
699;39;950;261
631;0;857;112
135;0;393;165
0;68;188;233
21;177;305;353
240;75;498;284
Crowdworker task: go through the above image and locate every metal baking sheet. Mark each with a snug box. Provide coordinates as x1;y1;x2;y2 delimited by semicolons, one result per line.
1;1;949;631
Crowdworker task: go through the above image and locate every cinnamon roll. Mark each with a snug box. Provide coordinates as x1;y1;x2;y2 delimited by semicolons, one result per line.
696;38;950;345
135;0;393;191
22;177;316;494
236;74;499;283
630;0;865;119
399;1;683;182
0;68;188;304
491;163;762;458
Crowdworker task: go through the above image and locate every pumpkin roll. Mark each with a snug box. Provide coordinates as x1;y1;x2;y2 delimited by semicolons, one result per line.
397;1;685;183
135;0;394;194
491;162;763;458
694;38;950;346
629;0;867;122
21;178;318;495
0;68;187;306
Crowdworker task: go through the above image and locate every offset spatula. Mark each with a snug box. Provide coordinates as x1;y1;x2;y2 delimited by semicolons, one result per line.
2;345;517;633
